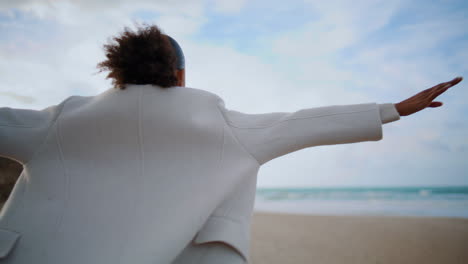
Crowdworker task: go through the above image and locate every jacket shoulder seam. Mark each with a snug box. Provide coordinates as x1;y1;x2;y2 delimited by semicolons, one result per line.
23;96;75;166
215;103;261;166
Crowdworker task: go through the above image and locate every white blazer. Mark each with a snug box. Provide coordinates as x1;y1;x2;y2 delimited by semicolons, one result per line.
0;84;400;263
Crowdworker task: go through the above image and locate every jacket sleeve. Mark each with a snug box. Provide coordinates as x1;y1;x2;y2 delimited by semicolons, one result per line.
0;101;67;164
216;97;400;165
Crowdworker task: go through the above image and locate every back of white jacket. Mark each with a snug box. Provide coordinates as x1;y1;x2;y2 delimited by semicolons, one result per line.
0;84;400;263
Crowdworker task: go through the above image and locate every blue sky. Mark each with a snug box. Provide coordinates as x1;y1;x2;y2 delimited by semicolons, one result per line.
0;0;467;187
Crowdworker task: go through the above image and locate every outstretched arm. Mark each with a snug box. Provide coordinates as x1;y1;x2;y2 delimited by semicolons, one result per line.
217;101;397;165
216;76;463;166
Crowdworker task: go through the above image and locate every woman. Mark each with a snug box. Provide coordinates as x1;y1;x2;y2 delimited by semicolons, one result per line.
0;23;463;264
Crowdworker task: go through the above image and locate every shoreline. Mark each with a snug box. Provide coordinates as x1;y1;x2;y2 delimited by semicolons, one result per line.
253;208;468;219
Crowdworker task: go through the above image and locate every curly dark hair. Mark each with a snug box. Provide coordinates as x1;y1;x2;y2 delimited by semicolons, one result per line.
97;23;178;89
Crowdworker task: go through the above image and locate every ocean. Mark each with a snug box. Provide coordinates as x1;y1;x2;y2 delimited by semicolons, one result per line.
254;186;468;218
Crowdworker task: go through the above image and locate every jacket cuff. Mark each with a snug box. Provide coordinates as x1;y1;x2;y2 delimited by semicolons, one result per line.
378;103;400;124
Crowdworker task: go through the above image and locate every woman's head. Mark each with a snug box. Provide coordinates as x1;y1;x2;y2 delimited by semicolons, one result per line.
97;23;185;89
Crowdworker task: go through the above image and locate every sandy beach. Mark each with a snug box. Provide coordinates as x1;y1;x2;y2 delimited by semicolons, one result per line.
250;212;468;264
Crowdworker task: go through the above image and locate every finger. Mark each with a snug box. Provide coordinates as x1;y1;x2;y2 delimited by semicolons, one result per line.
440;76;463;89
452;76;463;84
428;101;443;107
433;77;463;91
414;77;463;102
430;78;462;99
433;85;451;97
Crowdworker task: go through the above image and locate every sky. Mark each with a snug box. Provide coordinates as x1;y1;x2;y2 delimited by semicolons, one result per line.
0;0;467;188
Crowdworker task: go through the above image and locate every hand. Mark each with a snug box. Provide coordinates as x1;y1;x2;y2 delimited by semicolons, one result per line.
395;76;463;116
